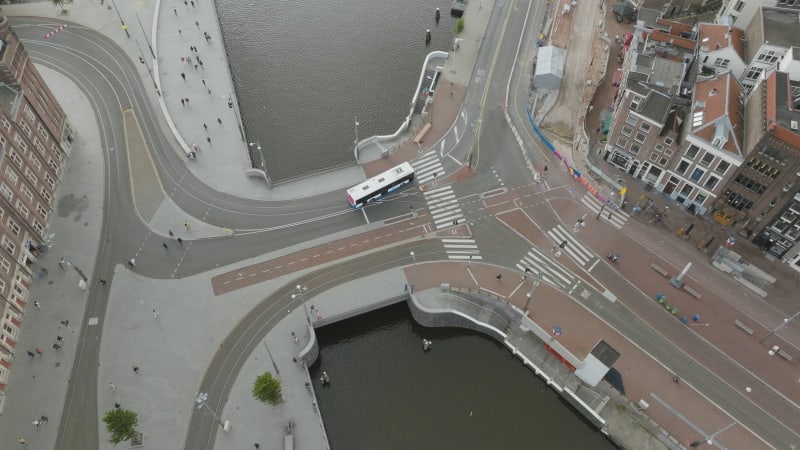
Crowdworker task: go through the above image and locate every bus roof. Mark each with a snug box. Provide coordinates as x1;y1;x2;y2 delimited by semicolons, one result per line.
346;162;414;200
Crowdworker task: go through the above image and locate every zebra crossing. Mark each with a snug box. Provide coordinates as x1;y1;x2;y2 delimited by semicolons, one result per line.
413;150;444;184
579;194;630;229
546;224;595;267
442;237;482;260
424;185;465;230
516;248;577;290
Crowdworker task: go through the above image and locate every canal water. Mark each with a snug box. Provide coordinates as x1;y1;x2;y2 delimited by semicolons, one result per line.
310;303;618;449
216;0;456;182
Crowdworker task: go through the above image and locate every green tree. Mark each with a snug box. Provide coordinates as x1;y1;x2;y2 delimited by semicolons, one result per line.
252;371;283;406
454;18;465;34
103;408;139;445
51;0;70;13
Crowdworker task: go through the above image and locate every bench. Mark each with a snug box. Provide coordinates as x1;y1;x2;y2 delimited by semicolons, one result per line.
734;319;754;335
777;349;793;362
650;263;669;278
683;285;702;300
413;122;432;144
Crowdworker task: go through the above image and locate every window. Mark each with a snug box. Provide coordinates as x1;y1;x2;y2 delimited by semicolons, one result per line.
625;116;638;126
20;185;33;203
20;121;31;138
734;0;744;12
630;100;639;110
634;133;647;144
659;157;669;166
45;173;55;189
48;158;59;172
37;124;48;139
686;145;699;158
655;144;664;152
630;144;641;155
694;192;707;205
7;219;20;236
699;152;714;167
10;151;23;168
4;167;18;185
680;184;694;197
40;187;52;204
715;160;730;175
33;219;44;236
745;67;763;80
690;168;705;182
617;137;628;149
24;168;37;186
639;123;652;133
704;176;720;190
0;256;9;273
621;126;633;137
714;58;730;68
676;160;690;175
2;236;15;254
0;183;12;201
24;104;35;121
664;137;674;146
712;137;723;148
757;50;779;63
664;148;674;156
36;203;48;219
15;200;29;219
649;153;660;162
1;118;10;132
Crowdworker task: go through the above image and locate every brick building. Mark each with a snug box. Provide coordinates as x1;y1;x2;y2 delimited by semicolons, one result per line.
0;16;73;407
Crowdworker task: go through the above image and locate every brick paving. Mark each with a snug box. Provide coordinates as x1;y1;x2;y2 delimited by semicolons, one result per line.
405;261;769;449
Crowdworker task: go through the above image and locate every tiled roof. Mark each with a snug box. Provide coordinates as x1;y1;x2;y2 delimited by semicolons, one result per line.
649;29;696;51
690;73;745;156
698;23;745;59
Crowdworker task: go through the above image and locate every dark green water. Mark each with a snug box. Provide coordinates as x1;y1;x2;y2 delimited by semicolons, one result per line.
310;302;618;450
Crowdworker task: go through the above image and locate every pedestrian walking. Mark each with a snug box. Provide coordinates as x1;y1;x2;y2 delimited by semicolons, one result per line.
35;348;42;356
27;350;35;358
39;415;48;423
53;343;61;350
201;78;206;86
203;123;208;131
57;336;63;342
169;229;174;237
32;420;40;429
180;72;186;81
184;221;191;231
207;88;212;95
173;6;177;15
178;29;182;36
132;365;140;374
184;0;188;6
109;382;116;392
162;242;168;249
217;117;222;125
60;320;69;327
114;402;121;409
187;56;193;65
496;274;502;281
34;301;41;308
194;64;199;70
191;0;195;6
198;57;204;67
128;258;136;268
153;309;160;319
227;96;233;108
177;237;184;245
195;20;200;28
185;97;190;104
181;98;185;107
255;444;260;449
99;278;108;286
19;437;27;445
316;311;322;320
206;137;212;144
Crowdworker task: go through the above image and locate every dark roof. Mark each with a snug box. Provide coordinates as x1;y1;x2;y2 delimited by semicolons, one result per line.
590;340;621;367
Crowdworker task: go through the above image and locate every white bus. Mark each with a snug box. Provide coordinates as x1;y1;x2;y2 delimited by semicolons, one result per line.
346;162;415;208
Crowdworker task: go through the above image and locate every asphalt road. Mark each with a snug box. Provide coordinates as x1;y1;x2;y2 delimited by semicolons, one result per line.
8;0;800;447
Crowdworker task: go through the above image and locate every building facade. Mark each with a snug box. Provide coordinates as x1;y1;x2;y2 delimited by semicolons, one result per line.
740;6;800;94
0;16;73;408
717;0;800;29
697;23;747;80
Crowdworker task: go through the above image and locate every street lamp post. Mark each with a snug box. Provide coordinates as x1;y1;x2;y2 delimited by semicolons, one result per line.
689;422;735;447
409;251;417;293
108;0;130;38
354;116;360;163
135;13;155;58
134;40;161;97
195;392;227;430
291;284;311;325
524;272;542;315
760;310;800;343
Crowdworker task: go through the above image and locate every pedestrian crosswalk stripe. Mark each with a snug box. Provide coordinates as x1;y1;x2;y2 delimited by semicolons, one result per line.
443;244;480;249
424;185;452;195
450;255;483;260
518;250;575;286
546;225;594;266
442;238;475;244
579;194;629;229
431;205;462;219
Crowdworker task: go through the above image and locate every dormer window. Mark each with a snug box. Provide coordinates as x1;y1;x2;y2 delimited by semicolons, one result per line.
712;137;724;148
